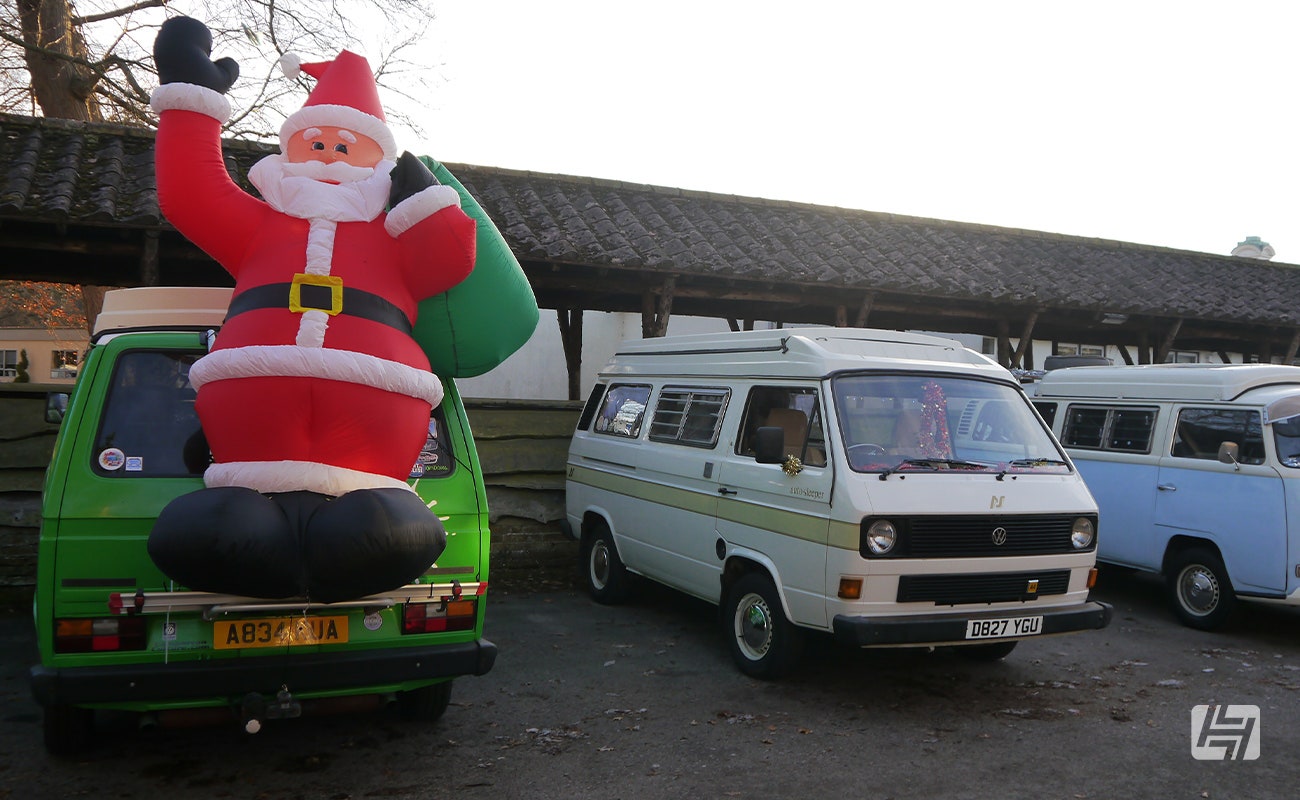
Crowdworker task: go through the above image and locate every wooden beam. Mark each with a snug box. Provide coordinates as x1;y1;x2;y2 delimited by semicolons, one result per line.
557;308;584;401
1284;330;1300;365
641;276;675;338
835;305;847;327
140;230;159;286
1154;318;1183;363
996;319;1011;368
1118;346;1134;366
1217;350;1232;364
855;293;876;328
1011;310;1039;369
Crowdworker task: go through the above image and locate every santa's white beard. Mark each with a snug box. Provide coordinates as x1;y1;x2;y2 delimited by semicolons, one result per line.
249;154;395;223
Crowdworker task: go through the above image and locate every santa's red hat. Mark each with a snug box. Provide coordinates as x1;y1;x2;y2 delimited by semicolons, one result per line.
279;50;397;160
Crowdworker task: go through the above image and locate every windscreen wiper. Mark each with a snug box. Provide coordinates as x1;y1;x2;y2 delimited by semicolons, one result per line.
877;458;990;480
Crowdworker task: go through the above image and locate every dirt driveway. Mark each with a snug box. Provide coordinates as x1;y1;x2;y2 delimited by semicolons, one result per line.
2;568;1297;799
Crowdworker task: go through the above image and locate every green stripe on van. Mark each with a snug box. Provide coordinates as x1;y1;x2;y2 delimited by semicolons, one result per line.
569;465;857;549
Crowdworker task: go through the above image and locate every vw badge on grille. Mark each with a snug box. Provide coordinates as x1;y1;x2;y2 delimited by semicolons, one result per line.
991;527;1008;546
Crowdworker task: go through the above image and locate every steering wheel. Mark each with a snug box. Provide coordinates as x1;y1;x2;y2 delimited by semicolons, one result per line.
846;443;886;456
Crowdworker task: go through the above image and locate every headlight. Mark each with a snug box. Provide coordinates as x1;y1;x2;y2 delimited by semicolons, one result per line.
1071;517;1095;549
866;519;898;555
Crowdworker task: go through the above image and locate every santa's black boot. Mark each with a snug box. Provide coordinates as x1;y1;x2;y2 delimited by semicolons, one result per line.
148;487;308;598
302;488;447;603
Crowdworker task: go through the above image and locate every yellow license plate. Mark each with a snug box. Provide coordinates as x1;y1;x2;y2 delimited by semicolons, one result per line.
213;615;349;650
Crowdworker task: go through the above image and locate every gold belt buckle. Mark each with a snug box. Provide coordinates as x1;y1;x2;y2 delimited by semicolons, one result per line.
289;273;343;315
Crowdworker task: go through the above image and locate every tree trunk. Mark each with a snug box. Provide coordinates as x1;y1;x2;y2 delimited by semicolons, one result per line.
18;0;103;121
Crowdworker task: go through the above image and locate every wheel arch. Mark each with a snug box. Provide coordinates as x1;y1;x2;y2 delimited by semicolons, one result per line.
1161;534;1226;577
720;550;792;617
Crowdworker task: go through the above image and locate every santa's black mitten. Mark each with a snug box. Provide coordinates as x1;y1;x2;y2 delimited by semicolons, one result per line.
388;152;440;207
154;16;239;93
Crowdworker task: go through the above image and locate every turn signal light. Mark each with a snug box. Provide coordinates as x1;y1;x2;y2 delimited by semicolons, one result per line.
54;616;146;653
402;600;477;635
1087;568;1099;589
838;578;863;600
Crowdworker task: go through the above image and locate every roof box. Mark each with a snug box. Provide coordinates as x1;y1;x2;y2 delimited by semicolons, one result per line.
93;287;233;337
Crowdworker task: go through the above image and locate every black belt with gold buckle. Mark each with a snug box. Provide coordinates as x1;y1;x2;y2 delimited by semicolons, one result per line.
225;281;413;335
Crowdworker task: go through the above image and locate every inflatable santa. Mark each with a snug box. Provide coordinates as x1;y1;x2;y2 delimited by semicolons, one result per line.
147;16;476;602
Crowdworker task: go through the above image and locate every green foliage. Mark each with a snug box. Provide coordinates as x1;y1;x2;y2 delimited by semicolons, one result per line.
15;349;30;383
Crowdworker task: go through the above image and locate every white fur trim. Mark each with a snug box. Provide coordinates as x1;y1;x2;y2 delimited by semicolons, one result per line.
205;460;416;495
279;104;397;160
191;345;443;406
384;185;463;238
280;53;302;80
305;218;337;274
150;83;231;123
296;309;329;348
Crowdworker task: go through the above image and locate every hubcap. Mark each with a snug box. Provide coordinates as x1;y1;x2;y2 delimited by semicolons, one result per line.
1179;565;1219;615
735;593;773;660
590;541;610;590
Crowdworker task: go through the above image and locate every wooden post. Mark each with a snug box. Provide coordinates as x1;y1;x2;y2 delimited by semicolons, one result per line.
1010;310;1039;369
854;293;876;328
1154;318;1183;363
996;319;1012;368
1283;330;1299;365
835;305;847;327
140;230;160;286
1118;346;1134;366
1138;331;1151;364
557;308;584;401
641;276;676;338
1216;350;1232;365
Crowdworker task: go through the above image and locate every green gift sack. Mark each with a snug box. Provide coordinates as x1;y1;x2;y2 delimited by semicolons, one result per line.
413;157;539;378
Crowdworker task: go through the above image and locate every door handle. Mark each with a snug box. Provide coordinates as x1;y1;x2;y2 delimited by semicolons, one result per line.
1157;483;1177;492
718;487;738;495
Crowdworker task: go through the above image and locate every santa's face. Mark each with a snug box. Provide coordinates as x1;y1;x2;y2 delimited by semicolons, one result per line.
286;126;385;183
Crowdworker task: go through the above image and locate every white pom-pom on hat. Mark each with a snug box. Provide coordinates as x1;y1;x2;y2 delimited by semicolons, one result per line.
280;53;302;80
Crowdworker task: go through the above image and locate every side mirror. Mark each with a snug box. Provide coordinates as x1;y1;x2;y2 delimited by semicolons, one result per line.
755;426;786;464
45;392;68;424
1217;441;1240;470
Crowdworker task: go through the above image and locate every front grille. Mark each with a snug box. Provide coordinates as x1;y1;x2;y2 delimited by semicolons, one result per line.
871;514;1093;558
896;569;1071;605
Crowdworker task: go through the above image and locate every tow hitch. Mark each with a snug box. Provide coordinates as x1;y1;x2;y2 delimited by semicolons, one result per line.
240;686;302;734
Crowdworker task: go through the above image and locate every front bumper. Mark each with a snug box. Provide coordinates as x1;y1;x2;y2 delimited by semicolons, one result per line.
832;601;1112;647
30;639;497;708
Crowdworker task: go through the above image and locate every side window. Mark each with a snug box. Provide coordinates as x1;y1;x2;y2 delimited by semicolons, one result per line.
410;406;456;479
1062;406;1108;448
1032;401;1058;429
591;384;652;438
737;386;827;468
1172;408;1265;465
1062;405;1157;453
649;387;730;448
577;383;606;431
93;350;206;477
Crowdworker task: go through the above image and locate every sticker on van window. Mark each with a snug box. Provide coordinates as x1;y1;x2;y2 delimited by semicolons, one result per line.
98;448;125;470
125;456;143;472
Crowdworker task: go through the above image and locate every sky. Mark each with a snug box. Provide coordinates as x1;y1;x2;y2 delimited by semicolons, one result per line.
381;1;1300;262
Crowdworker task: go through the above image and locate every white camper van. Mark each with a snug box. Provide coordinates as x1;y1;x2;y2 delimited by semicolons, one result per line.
563;328;1111;678
1028;363;1300;630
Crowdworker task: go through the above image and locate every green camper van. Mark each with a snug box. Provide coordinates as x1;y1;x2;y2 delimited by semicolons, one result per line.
29;287;496;754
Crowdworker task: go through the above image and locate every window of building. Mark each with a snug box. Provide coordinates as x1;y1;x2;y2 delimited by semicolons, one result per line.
1055;343;1106;357
591;384;652;438
0;350;17;378
1165;350;1199;364
1171;408;1264;465
649;387;730;448
50;349;79;379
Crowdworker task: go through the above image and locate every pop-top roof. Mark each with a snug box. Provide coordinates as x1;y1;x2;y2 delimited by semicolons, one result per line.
1030;363;1300;403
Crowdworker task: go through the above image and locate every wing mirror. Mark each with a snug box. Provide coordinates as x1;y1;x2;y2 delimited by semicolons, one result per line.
754;426;786;464
1217;441;1240;471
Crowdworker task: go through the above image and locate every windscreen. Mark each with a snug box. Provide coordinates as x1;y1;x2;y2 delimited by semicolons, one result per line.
832;373;1069;474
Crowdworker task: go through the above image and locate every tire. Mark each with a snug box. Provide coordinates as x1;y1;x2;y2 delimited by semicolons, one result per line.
723;572;803;679
956;640;1018;661
43;704;94;756
1167;546;1236;631
582;521;630;604
396;680;453;722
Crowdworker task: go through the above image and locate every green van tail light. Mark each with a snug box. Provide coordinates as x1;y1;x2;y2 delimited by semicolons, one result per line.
54;616;147;653
402;599;478;635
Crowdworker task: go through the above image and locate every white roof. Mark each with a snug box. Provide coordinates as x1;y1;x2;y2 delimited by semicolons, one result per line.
600;326;1010;381
93;287;232;336
1031;363;1300;405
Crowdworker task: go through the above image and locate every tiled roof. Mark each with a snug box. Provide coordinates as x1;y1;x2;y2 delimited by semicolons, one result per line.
2;112;1298;351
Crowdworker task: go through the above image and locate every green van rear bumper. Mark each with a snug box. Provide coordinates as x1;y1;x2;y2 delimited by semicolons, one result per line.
31;639;496;707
